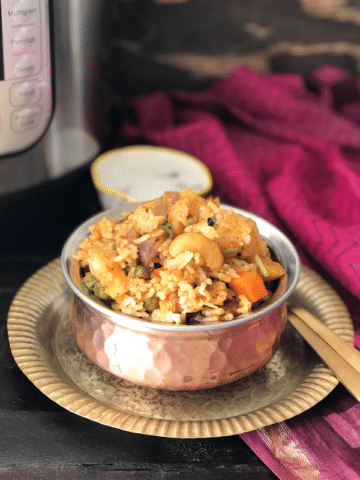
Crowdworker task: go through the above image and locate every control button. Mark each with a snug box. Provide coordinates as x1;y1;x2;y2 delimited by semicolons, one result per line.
9;1;38;24
11;27;37;51
12;106;41;131
10;80;41;106
14;54;36;77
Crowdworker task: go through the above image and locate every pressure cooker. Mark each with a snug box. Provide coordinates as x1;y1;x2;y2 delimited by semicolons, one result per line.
0;0;103;195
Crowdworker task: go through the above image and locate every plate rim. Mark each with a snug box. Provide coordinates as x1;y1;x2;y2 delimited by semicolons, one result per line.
7;259;353;438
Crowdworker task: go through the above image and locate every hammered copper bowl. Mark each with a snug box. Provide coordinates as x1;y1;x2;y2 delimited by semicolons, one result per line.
61;204;300;391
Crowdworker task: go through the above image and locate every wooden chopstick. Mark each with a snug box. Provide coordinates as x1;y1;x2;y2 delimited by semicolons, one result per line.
288;306;360;402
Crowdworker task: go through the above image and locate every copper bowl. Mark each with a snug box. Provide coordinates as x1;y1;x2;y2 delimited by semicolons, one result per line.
61;204;300;390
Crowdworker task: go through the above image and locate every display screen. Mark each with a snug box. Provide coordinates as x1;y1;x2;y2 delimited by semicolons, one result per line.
0;5;3;80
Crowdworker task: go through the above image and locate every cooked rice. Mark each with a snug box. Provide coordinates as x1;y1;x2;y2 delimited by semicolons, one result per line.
73;189;285;325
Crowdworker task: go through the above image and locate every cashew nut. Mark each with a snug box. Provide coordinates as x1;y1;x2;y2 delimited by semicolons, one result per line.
169;232;224;269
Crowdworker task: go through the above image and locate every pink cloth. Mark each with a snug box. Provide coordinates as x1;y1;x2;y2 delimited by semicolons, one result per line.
118;65;360;479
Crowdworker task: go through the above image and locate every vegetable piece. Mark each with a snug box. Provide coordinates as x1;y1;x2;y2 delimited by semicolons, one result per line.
83;274;111;301
229;271;268;303
93;282;111;300
153;267;165;277
84;275;99;290
222;247;237;254
144;298;156;313
164;295;178;313
127;262;150;280
125;260;137;275
160;215;174;239
137;238;159;267
254;254;269;277
133;265;150;279
246;253;285;280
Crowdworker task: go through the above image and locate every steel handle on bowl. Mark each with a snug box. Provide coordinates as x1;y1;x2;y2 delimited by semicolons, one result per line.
288;306;360;402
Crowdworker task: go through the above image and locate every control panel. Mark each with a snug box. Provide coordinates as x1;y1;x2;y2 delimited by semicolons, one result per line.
0;0;53;156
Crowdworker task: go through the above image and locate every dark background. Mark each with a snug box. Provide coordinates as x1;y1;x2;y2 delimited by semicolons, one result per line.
99;0;360;97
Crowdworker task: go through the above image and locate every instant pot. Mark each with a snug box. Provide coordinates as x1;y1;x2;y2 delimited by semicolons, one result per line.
0;1;108;255
0;0;104;195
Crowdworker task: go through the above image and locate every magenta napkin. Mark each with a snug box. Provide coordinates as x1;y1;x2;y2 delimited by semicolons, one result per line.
118;65;360;478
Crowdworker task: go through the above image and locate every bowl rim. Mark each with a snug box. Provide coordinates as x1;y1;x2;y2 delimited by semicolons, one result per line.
61;203;301;333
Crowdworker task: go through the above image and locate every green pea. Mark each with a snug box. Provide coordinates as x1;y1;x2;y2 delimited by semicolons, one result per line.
134;265;150;280
84;275;99;290
93;282;111;300
125;260;137;275
80;282;91;296
144;298;156;313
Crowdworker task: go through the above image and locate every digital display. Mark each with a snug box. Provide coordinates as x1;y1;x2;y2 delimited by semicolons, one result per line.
0;5;4;80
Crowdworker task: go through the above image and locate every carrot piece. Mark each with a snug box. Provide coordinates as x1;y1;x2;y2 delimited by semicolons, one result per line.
169;299;178;313
229;271;268;303
164;295;178;313
153;267;166;277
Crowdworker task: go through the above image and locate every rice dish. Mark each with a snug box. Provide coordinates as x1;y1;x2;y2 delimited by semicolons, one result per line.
73;189;285;325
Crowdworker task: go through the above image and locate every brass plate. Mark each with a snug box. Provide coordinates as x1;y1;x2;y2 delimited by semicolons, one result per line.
7;259;353;438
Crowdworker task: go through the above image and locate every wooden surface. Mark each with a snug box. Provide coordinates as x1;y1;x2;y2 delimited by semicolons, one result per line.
0;169;277;479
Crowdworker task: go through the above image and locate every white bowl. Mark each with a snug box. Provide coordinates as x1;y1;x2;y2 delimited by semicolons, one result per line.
91;145;213;210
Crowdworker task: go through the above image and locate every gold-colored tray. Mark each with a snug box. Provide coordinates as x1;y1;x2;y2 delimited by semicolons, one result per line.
7;259;353;438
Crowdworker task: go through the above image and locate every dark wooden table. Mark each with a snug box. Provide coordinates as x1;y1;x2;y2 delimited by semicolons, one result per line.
0;167;277;479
